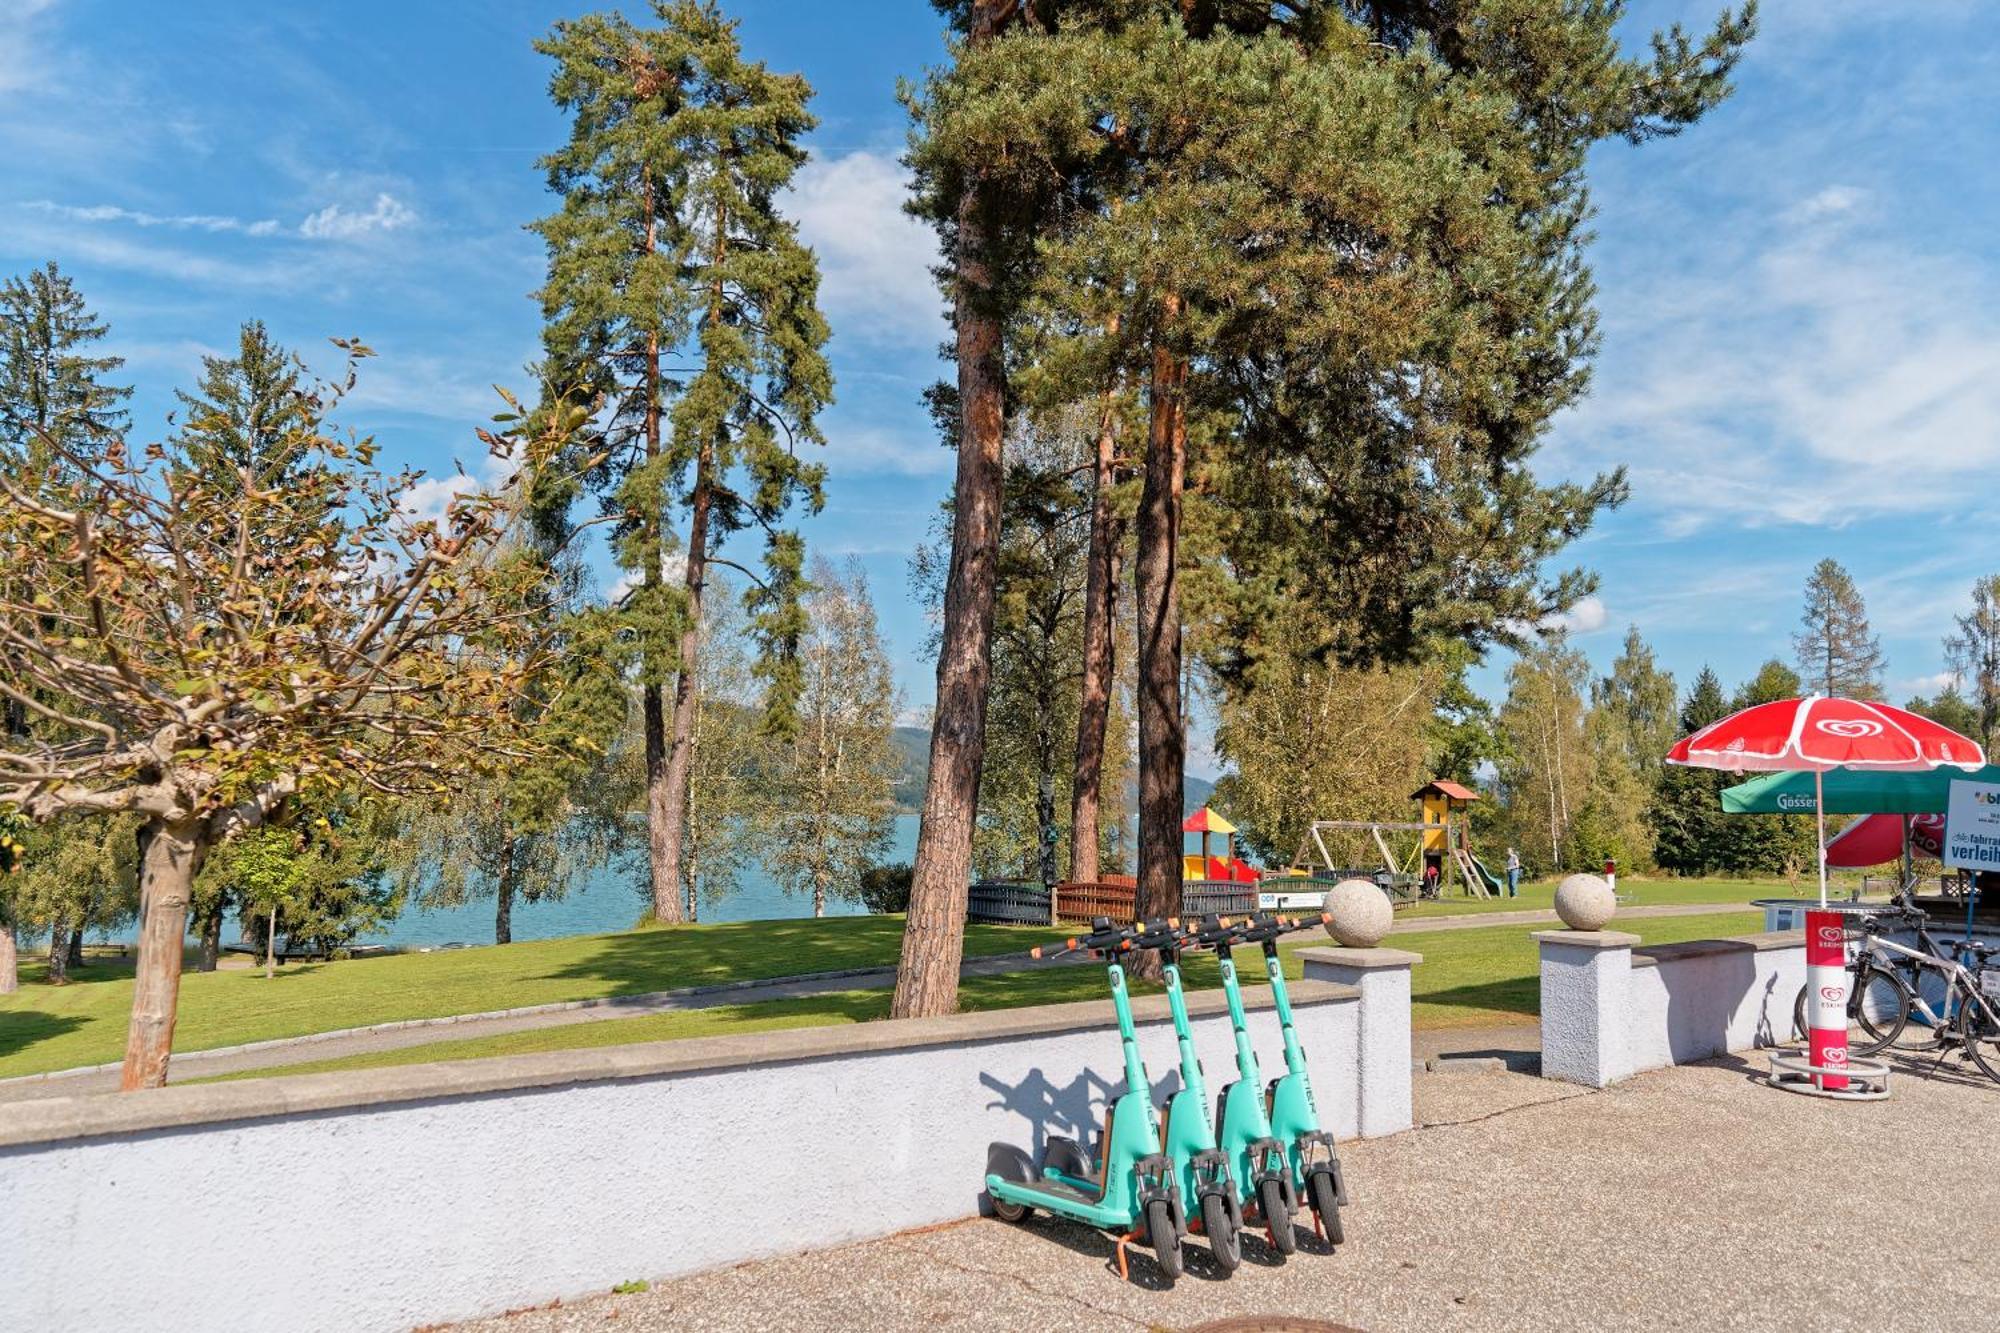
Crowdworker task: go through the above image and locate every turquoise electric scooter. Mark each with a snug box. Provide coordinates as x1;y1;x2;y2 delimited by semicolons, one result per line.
985;917;1187;1281
1244;911;1348;1245
1205;913;1304;1254
1143;916;1243;1271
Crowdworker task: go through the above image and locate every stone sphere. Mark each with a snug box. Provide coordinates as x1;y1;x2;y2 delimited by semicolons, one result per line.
1554;873;1617;931
1323;878;1394;948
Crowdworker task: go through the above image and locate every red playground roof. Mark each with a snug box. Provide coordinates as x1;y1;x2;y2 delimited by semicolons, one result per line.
1412;780;1480;803
1181;806;1237;834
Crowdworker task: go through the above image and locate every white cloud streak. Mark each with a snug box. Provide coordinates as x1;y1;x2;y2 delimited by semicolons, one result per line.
1547;185;2000;532
26;200;281;235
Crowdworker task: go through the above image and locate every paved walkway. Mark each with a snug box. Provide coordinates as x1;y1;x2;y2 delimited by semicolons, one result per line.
452;1056;2000;1332
0;901;1757;1101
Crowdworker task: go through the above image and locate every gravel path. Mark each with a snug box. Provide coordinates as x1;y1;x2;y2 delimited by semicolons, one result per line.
451;1055;2000;1332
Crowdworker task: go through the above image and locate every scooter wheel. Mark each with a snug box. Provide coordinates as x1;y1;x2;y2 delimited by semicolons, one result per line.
1201;1192;1240;1272
991;1197;1028;1223
1258;1177;1296;1255
1307;1170;1343;1246
1146;1198;1183;1281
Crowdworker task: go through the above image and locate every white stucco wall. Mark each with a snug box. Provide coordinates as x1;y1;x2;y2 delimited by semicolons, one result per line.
1538;929;1806;1088
0;983;1371;1333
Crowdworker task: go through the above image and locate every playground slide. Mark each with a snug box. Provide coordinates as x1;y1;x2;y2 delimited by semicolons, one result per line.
1463;852;1506;897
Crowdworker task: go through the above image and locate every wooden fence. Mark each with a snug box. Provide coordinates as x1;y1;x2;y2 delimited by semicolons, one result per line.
966;878;1259;927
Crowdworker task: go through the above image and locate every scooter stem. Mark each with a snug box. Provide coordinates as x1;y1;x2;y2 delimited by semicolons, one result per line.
1161;958;1207;1104
1261;944;1307;1074
1216;944;1259;1080
1108;963;1148;1098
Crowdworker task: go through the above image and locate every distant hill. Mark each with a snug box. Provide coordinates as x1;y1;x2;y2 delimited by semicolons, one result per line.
891;724;1216;819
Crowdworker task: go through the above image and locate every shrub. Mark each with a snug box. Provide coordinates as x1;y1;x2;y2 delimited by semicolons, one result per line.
857;862;914;915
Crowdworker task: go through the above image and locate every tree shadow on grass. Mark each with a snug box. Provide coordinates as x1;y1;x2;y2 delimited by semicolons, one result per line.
0;1009;90;1062
534;917;920;998
1411;975;1540;1021
533;914;1043;1000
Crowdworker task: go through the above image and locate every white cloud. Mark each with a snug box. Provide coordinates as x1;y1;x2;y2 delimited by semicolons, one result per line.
606;551;688;605
1899;670;1960;697
1543;594;1608;637
26;199;282;235
1791;184;1866;221
784;150;943;348
300;192;417;240
0;0;59;97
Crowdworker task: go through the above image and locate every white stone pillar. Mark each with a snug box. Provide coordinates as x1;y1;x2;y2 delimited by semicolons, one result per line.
1297;946;1421;1137
1535;930;1640;1088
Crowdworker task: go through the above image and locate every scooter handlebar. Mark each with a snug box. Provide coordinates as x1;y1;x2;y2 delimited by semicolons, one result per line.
1029;915;1135;960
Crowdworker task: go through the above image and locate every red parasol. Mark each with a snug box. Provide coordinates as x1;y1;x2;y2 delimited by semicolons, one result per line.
1666;695;1983;905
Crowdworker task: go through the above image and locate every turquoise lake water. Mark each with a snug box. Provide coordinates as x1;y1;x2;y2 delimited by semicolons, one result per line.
348;814;919;949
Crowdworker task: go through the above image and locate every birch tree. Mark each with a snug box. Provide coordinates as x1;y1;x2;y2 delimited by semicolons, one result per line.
764;559;898;917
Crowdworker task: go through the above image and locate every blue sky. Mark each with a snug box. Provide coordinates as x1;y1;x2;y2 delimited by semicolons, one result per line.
3;1;1997;774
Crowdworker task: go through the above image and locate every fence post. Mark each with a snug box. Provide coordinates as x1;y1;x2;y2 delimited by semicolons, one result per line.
1297;945;1421;1138
1535;930;1639;1088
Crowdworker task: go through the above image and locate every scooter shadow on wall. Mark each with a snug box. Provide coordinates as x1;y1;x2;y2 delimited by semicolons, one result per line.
978;1064;1194;1204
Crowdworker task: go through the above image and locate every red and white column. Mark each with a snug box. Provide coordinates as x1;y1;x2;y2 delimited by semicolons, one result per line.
1804;909;1850;1091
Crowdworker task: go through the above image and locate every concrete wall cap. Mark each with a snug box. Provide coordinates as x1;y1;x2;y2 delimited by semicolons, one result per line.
1634;929;1806;964
1296;945;1424;969
0;978;1357;1152
1532;929;1643;949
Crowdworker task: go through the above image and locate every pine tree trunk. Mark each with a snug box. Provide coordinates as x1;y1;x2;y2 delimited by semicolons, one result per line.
121;818;206;1091
1070;378;1122;885
495;828;517;946
45;915;69;985
0;921;17;993
639;192;684;926
196;899;224;973
1134;306;1189;958
892;7;1013;1021
659;438;714;918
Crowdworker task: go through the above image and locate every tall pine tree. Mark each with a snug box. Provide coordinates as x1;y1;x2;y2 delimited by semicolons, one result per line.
534;1;829;922
0;261;130;471
1792;557;1883;699
1648;667;1732;875
173;320;309;492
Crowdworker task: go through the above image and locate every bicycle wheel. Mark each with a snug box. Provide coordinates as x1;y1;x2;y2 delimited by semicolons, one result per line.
1958;992;2000;1084
1791;966;1909;1056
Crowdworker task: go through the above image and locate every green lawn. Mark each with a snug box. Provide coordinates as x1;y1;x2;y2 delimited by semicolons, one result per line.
195;908;1767;1085
0;915;1043;1080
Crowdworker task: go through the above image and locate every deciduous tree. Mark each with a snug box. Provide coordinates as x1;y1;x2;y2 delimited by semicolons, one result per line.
0;352;576;1088
764;559;899;917
1944;574;2000;753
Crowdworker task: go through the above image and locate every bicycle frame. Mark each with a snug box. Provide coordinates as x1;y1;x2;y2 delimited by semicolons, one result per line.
1856;928;2000;1037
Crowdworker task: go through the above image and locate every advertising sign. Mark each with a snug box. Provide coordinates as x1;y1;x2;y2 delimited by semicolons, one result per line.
1942;780;2000;872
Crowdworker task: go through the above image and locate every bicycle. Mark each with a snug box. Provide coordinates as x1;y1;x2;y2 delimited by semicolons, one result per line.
1791;905;2000;1082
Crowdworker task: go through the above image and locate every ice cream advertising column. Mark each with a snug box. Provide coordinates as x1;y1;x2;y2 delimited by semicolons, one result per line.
1804;910;1850;1091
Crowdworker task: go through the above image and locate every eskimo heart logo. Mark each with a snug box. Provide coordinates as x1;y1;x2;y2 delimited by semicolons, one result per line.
1815;719;1883;739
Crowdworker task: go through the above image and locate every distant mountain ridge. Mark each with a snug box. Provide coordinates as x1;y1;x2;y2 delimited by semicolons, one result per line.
891;724;1216;818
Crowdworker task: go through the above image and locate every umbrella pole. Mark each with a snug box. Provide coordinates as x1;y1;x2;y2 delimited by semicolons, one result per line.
1815;768;1829;908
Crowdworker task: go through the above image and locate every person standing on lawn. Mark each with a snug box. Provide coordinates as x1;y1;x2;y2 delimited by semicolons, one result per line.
1505;847;1522;898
